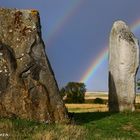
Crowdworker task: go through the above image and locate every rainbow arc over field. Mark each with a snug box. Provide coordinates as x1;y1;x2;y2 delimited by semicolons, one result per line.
80;19;140;83
46;1;140;86
80;46;108;83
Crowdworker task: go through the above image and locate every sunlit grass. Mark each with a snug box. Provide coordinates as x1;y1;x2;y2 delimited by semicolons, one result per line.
85;92;140;103
66;104;108;112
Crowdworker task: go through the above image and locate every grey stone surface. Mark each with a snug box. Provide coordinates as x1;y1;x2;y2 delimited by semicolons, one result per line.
0;8;68;123
109;20;139;112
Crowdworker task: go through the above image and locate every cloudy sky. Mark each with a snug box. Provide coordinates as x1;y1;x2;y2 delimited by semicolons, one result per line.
1;0;140;91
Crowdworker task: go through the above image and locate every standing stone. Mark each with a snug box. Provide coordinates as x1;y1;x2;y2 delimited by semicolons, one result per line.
0;8;68;123
109;20;139;112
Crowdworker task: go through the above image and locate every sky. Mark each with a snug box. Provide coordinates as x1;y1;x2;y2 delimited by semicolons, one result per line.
1;0;140;91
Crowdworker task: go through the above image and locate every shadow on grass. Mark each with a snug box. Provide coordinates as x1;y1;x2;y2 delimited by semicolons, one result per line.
69;112;116;125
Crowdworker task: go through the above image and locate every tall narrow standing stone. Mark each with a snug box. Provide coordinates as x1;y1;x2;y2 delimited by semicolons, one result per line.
0;8;68;123
109;20;139;112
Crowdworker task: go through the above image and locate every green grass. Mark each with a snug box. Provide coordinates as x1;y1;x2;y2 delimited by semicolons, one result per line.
1;111;140;139
74;112;140;140
0;117;85;140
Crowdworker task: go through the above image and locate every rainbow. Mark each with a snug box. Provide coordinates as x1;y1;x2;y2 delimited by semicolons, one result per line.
80;18;140;83
47;0;84;44
80;46;108;83
130;18;140;33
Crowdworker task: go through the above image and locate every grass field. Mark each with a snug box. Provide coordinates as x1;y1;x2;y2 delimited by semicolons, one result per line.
1;92;140;139
85;92;140;103
66;104;108;112
1;111;140;139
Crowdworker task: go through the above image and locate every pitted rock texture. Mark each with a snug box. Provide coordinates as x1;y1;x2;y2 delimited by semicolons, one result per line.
0;8;68;123
109;20;139;112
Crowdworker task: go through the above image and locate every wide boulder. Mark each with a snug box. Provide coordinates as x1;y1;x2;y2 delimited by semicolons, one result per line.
0;8;68;123
109;20;139;112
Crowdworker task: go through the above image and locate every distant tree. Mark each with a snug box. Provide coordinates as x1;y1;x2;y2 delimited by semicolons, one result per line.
94;98;104;104
137;79;140;90
60;87;66;98
60;82;86;103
